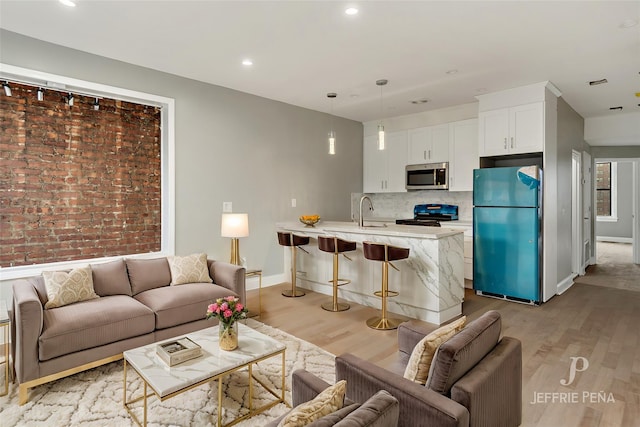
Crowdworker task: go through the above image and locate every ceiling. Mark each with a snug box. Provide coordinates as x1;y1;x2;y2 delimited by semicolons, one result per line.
1;1;639;126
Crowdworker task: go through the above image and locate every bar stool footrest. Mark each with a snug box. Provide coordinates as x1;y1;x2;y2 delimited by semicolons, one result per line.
328;279;351;287
373;290;399;298
366;316;403;330
321;301;350;312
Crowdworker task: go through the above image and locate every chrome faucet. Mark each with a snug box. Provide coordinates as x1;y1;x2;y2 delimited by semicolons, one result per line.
359;195;374;228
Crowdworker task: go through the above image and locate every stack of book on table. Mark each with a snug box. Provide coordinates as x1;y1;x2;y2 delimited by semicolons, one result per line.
156;337;202;366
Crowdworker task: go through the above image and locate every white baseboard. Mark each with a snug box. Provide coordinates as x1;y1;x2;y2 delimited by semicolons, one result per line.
596;236;633;244
557;273;577;295
245;273;286;291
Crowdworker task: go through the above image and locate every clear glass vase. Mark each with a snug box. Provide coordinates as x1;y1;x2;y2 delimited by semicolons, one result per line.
218;321;238;351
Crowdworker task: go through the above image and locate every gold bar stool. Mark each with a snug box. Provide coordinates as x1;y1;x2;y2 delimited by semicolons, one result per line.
318;236;357;312
363;241;410;330
277;231;310;297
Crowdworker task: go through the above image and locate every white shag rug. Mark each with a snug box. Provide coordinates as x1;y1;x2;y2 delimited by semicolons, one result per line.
0;319;336;426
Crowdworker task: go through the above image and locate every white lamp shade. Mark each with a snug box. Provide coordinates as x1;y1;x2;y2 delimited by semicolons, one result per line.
221;213;249;238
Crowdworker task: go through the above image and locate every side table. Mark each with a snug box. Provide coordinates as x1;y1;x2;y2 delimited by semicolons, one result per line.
0;300;9;397
245;269;262;318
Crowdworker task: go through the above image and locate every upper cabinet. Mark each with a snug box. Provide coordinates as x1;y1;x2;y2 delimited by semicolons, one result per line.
363;130;407;193
478;102;544;156
449;119;478;192
408;124;449;164
476;81;561;159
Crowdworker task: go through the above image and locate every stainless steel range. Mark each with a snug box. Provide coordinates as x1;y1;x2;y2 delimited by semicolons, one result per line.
395;204;459;227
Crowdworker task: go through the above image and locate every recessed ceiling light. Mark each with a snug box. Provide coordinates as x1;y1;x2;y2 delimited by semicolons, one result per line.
588;79;608;86
620;19;638;28
446;69;458;75
241;59;253;66
345;8;358;15
410;98;429;105
609;106;623;111
59;0;76;7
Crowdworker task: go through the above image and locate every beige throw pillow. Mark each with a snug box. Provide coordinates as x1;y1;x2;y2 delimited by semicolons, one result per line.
167;253;213;285
42;266;100;309
403;316;466;384
277;380;347;427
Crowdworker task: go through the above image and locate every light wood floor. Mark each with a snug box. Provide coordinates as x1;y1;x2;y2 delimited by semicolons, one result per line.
247;274;640;427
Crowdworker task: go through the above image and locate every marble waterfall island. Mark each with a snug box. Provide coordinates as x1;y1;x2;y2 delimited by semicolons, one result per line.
277;221;465;325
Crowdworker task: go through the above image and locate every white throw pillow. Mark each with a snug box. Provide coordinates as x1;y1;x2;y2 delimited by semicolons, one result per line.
42;266;100;309
277;380;347;427
403;316;466;384
167;253;213;285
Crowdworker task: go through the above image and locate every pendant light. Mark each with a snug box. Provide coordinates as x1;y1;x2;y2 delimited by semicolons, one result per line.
327;92;337;155
376;79;388;150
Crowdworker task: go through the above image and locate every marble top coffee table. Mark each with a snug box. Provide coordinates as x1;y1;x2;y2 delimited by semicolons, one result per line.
123;323;286;427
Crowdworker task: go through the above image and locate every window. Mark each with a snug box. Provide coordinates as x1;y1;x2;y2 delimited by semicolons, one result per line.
0;64;175;280
596;161;617;221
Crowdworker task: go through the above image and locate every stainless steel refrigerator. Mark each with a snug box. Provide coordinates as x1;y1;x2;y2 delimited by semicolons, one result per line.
473;166;542;303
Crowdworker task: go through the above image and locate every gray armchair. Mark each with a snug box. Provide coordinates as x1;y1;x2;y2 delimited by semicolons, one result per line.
335;310;522;427
266;369;399;427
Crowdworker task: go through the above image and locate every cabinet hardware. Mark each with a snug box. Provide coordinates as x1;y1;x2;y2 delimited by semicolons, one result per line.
423;150;426;160
428;149;431;159
510;137;514;148
503;138;507;149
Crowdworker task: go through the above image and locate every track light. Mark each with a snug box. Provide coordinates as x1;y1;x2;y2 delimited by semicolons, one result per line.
37;87;44;101
67;92;74;107
2;81;11;97
93;98;99;110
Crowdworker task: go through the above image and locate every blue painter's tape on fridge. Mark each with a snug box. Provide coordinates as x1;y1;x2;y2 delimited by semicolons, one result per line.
473;166;542;304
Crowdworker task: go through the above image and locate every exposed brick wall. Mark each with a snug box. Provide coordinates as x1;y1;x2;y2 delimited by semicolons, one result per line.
0;83;161;267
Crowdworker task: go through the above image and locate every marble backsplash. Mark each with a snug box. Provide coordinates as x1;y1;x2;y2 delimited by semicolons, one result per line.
350;191;473;222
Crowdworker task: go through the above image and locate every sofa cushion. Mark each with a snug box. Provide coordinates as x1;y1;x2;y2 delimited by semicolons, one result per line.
426;310;502;395
91;259;132;296
403;316;466;384
42;267;99;309
278;380;347;427
167;253;213;285
39;295;155;361
310;390;399;427
126;257;172;295
135;283;237;329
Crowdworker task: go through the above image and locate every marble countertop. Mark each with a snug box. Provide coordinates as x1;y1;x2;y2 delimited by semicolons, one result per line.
277;221;464;240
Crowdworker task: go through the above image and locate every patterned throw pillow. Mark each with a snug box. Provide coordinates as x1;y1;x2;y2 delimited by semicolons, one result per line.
166;253;213;285
42;266;100;309
277;380;347;427
403;316;466;384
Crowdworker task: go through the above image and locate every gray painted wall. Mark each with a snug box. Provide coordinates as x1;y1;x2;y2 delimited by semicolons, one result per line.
555;97;588;283
596;161;633;239
0;30;363;285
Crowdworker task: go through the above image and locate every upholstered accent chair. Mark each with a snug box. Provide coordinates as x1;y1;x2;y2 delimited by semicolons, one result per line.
335;310;522;427
266;370;399;427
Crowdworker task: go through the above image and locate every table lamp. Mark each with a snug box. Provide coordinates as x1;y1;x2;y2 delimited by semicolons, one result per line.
221;213;249;265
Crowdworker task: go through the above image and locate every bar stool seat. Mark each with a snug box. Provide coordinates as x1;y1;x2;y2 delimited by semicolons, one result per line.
363;241;410;330
318;235;357;312
277;231;310;297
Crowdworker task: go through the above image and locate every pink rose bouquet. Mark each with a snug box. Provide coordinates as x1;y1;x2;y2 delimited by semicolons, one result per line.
206;296;248;328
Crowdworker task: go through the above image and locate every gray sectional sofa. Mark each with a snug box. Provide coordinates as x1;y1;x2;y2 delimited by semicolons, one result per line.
11;256;246;404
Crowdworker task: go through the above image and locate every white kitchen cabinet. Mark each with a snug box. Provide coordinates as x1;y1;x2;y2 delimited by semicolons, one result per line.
408;124;449;165
448;119;478;192
478;102;544;157
363;130;407;193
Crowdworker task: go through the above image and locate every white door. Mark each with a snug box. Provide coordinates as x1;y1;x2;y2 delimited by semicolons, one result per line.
407;127;431;164
430;124;450;162
363;135;387;193
386;131;408;192
478;108;509;156
582;151;592;268
510;102;544;154
571;150;582;275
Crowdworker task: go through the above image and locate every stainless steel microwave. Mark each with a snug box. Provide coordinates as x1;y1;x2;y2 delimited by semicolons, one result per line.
406;162;449;190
